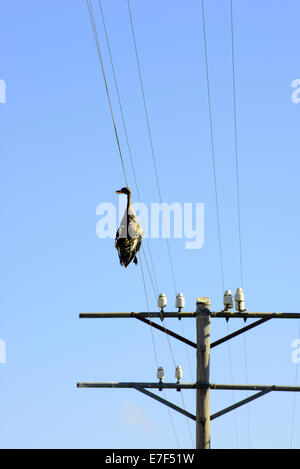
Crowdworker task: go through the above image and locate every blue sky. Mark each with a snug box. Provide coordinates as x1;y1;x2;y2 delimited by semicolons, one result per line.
1;0;300;449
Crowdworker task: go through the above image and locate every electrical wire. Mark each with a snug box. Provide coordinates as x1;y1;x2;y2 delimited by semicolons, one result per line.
230;0;251;448
86;0;180;449
201;0;239;448
179;320;194;383
98;0;159;295
139;253;180;449
87;0;158;298
126;0;195;446
86;0;181;447
141;246;157;297
86;0;128;187
230;0;243;288
139;253;158;365
200;0;225;295
126;0;177;295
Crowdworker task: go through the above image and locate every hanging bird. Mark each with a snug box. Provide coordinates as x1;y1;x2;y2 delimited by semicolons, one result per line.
115;187;144;267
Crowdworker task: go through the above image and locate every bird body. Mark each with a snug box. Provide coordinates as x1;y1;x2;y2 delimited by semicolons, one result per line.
115;187;143;267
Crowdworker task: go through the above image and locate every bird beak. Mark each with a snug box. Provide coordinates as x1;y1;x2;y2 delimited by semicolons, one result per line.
116;190;122;194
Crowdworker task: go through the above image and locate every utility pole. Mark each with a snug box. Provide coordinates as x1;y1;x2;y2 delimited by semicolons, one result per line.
196;297;210;449
77;293;300;449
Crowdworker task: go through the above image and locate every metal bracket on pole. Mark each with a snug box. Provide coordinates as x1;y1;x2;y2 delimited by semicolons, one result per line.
210;387;273;421
133;314;197;349
211;317;272;348
133;385;196;422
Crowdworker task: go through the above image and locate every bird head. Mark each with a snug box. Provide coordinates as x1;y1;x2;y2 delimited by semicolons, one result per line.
116;187;131;195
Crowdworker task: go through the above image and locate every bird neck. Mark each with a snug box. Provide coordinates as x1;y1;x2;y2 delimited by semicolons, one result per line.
126;191;132;210
126;192;132;232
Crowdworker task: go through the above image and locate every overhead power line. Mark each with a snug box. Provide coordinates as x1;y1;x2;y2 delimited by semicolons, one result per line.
126;0;177;295
126;0;195;445
98;0;159;295
86;0;158;304
230;0;244;289
85;0;128;187
230;0;251;448
200;0;225;295
200;0;239;448
86;0;182;447
139;253;181;449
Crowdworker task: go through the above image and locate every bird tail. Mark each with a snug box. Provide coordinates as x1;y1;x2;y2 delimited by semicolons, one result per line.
133;256;138;265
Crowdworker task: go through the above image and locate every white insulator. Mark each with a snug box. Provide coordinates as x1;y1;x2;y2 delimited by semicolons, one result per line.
175;365;183;382
157;293;167;310
234;287;245;311
235;300;245;311
157;366;164;381
223;289;233;309
234;287;244;302
175;292;185;309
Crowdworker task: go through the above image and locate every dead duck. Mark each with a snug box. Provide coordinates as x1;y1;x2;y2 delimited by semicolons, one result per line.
115;187;144;267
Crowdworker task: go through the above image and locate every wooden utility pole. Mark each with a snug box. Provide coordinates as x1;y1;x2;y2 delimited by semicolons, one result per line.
77;302;300;449
196;297;211;449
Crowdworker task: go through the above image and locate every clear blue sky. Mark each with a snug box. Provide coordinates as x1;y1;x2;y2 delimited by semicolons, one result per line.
1;0;300;449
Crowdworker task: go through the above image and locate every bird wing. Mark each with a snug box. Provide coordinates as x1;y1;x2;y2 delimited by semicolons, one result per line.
115;205;144;267
128;215;144;239
115;236;141;267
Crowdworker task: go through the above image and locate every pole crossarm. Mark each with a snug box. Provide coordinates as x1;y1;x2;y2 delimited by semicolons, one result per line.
133;385;196;422
211;312;300;319
79;311;300;319
77;382;207;389
210;384;300;392
210;317;272;348
79;312;195;318
77;382;300;392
